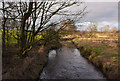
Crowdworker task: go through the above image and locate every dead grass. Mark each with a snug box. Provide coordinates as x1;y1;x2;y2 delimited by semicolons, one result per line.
61;30;119;79
72;37;119;79
2;32;62;79
2;44;48;79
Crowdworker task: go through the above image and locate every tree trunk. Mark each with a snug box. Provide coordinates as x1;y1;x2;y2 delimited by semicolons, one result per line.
2;2;6;55
19;2;33;56
19;17;26;55
2;19;6;55
32;2;36;43
6;25;8;45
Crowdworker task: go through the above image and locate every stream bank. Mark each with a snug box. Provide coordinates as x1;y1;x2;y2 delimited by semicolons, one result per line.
72;39;119;81
40;40;106;80
2;39;61;79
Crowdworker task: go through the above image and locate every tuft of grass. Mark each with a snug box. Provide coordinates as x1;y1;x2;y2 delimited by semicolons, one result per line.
94;54;118;59
85;45;112;54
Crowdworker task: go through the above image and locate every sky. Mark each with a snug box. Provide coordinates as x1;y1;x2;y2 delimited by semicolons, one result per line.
48;1;119;31
75;2;118;31
1;0;119;2
0;0;119;31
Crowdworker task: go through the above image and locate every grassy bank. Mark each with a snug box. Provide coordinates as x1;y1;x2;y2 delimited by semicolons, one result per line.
60;30;119;80
72;33;119;80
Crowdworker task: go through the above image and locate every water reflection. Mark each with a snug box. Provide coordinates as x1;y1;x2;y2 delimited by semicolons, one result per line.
40;47;107;80
49;50;57;59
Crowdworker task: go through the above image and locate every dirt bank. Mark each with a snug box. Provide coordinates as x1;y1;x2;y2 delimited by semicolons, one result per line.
2;41;61;79
2;44;48;79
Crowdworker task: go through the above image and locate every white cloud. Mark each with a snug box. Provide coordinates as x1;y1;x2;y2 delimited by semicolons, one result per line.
84;2;118;22
76;22;91;26
77;2;119;30
98;21;118;27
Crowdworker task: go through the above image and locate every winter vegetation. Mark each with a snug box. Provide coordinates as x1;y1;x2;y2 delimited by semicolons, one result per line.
0;1;119;80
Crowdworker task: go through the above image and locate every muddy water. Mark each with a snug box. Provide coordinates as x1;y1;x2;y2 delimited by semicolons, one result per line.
40;46;107;80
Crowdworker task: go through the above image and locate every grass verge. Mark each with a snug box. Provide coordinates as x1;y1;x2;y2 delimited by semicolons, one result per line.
72;38;119;80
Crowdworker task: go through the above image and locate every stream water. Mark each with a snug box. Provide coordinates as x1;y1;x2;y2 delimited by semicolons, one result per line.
40;46;107;80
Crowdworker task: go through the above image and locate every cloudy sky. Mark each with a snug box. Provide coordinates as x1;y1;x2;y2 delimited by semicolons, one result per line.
50;1;119;30
75;2;118;30
0;0;119;30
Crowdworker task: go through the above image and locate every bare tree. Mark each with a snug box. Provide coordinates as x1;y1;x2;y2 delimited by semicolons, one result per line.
111;26;117;37
1;1;87;56
87;22;97;38
103;25;110;32
2;2;6;55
